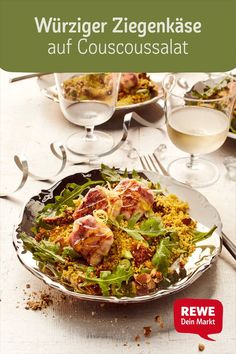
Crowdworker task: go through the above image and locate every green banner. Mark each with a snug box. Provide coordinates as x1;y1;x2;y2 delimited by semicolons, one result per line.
0;0;235;72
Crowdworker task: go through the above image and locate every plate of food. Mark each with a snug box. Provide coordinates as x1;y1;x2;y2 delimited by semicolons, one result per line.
38;73;163;112
14;165;222;303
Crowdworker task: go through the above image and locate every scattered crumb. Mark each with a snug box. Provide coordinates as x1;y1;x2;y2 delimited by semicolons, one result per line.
91;311;96;316
25;291;53;311
154;314;164;328
114;318;118;323
137;343;140;346
143;326;152;337
135;335;140;342
100;303;105;307
19;286;70;313
123;343;127;346
198;344;205;352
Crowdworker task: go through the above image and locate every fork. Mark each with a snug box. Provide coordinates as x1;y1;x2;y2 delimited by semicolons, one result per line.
139;152;169;176
139;151;236;260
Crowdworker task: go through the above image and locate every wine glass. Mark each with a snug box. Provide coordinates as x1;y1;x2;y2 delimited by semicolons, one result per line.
164;73;236;187
54;73;120;157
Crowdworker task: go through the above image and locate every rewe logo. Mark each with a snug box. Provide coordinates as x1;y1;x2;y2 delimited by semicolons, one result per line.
174;298;223;341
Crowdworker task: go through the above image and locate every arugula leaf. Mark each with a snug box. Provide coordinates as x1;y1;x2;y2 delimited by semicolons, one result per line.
100;164;143;183
139;217;166;237
113;216;168;242
122;228;145;241
61;246;80;260
127;213;142;228
116;214;125;223
101;164;124;182
37;179;104;221
20;232;65;264
151;225;217;275
40;263;61;278
192;225;217;243
109;216;145;241
80;263;133;296
121;250;133;259
122;217;167;241
152;237;177;275
131;169;142;180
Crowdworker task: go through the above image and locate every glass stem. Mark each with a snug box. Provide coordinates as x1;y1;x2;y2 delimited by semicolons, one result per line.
84;126;96;141
187;154;196;169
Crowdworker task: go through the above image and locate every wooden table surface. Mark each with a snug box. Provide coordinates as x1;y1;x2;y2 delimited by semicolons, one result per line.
0;70;235;354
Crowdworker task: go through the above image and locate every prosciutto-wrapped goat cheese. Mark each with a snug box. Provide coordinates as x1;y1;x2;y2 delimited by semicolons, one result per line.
114;179;154;220
73;185;122;221
69;215;114;266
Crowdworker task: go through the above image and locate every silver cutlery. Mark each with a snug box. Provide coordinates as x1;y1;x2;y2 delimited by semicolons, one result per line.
9;73;52;83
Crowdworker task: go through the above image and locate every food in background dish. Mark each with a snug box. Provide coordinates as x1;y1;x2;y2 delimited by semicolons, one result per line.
20;165;216;298
117;73;158;106
185;76;236;134
62;73;158;107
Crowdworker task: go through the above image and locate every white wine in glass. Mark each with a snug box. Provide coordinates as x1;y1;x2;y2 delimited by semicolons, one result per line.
164;73;236;187
167;106;229;155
